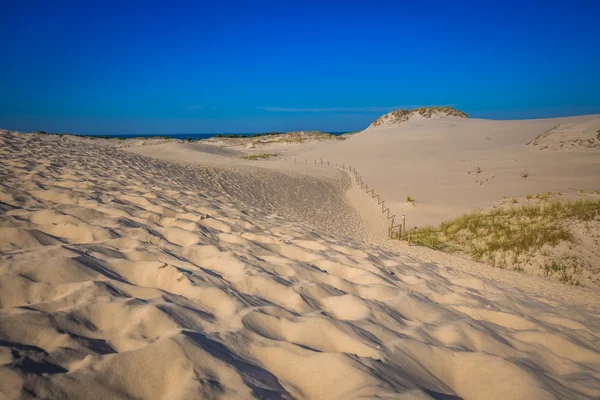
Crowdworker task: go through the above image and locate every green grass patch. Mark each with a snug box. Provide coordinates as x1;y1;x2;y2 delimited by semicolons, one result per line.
241;153;279;160
543;260;581;285
411;226;447;250
411;199;600;269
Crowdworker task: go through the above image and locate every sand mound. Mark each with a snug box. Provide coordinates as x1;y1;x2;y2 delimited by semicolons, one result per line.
528;117;600;150
202;131;344;148
1;130;600;399
367;106;468;129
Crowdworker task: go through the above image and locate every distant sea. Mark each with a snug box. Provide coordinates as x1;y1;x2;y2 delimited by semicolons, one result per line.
69;132;350;140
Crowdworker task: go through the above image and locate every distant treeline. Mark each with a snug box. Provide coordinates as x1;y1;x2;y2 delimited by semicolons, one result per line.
38;131;174;140
213;132;287;138
35;130;345;141
37;130;290;140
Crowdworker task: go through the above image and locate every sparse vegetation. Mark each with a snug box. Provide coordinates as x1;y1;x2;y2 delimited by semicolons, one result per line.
411;199;600;283
369;107;468;128
535;193;550;201
214;131;343;143
411;226;446;249
520;169;529;178
241;153;279;160
406;196;415;204
543;259;581;285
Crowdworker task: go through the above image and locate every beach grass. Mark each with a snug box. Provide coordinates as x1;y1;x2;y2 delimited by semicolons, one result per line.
241;153;279;160
411;199;600;281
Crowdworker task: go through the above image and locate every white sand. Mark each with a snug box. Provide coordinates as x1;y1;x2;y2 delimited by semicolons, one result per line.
121;114;600;283
1;129;600;399
301;115;600;227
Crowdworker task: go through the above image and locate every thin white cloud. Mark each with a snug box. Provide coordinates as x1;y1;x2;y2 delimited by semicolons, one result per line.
256;106;422;113
185;105;205;111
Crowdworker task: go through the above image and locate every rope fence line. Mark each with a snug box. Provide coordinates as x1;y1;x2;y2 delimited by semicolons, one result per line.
273;155;411;241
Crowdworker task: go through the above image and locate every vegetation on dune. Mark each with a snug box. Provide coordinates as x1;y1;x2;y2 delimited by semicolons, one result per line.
213;131;344;143
411;199;600;284
543;259;582;285
215;132;286;138
241;153;279;160
369;106;468;128
412;106;468;119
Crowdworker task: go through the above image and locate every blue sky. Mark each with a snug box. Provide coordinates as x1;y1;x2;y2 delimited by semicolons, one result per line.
1;0;599;134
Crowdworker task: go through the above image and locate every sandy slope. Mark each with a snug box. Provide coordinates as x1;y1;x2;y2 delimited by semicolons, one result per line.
2;130;600;399
121;115;600;228
300;115;600;227
123;114;600;286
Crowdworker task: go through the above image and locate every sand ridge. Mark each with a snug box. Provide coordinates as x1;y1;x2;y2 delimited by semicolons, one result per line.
1;131;600;399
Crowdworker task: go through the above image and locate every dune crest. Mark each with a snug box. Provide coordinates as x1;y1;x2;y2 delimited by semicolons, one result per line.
367;106;468;129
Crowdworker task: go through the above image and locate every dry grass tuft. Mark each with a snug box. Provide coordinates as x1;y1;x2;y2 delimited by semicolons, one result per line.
241;153;279;160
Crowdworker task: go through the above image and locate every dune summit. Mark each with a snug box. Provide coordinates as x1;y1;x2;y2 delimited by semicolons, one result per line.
1;130;600;399
367;106;468;129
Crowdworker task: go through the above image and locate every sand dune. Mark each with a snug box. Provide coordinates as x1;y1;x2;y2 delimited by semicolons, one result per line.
366;106;469;129
121;114;600;286
1;130;600;399
120;114;600;228
301;114;600;227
